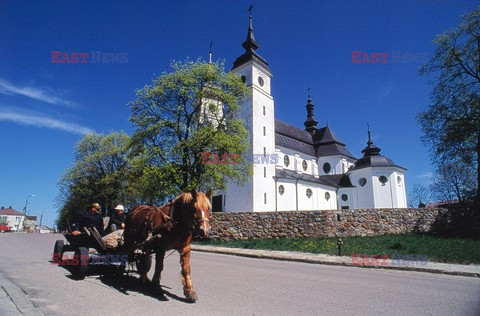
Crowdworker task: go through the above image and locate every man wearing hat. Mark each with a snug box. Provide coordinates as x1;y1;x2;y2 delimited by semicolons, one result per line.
72;203;105;236
108;204;126;232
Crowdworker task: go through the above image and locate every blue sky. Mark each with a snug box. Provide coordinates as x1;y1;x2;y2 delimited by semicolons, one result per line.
0;0;477;227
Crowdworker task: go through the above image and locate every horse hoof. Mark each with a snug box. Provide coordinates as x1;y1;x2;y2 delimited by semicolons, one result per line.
185;291;198;302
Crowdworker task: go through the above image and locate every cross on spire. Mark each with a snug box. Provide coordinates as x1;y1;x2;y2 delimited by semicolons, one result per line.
248;4;254;16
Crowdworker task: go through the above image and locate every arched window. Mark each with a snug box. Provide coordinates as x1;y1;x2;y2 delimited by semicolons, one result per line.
306;189;313;198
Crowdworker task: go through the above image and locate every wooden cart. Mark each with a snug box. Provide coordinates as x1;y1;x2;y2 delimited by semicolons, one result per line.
52;227;154;280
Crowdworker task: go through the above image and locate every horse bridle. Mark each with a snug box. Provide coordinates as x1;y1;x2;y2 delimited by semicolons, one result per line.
195;210;210;227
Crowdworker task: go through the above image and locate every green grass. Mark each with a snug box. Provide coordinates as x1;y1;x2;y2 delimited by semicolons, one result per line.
195;234;480;264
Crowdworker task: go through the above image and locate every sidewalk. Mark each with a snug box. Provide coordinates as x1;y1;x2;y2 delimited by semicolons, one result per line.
191;244;480;278
0;272;42;315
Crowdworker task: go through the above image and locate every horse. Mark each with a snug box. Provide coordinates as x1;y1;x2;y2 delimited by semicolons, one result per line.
123;189;212;302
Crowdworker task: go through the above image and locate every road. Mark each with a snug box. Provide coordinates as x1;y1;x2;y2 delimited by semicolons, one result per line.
0;233;479;316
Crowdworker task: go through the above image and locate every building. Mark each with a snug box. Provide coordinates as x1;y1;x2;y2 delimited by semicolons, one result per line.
213;14;407;212
0;207;26;231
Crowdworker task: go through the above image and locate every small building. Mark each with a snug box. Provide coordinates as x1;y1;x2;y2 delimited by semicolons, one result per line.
0;207;25;232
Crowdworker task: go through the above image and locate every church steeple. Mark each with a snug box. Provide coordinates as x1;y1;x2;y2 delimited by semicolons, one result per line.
361;126;381;157
304;92;318;134
232;8;270;71
242;15;260;52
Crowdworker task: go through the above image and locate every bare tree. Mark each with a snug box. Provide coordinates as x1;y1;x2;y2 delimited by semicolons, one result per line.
409;184;432;208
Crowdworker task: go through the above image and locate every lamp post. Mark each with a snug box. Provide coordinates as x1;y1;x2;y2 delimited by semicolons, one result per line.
22;194;36;215
20;194;36;232
39;210;48;229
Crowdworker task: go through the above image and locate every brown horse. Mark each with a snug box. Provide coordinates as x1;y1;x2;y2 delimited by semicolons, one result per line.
124;189;212;302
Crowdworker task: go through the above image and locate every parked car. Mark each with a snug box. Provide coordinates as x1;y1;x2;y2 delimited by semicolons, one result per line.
0;224;11;233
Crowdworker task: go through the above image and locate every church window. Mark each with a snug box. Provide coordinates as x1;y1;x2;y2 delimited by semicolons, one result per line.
341;194;348;201
325;192;330;201
263;126;266;136
306;188;313;198
284;155;290;167
323;162;331;174
278;185;285;195
258;76;264;87
397;176;402;186
302;160;308;171
263;106;265;116
359;178;367;187
241;75;246;83
379;176;388;185
264;193;267;204
264;167;266;178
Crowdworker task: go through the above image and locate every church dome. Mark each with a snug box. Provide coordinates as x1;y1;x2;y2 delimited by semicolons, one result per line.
351;130;405;171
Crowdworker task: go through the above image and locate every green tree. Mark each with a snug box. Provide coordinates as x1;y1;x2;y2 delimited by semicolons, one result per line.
418;7;480;202
129;59;251;197
57;132;132;229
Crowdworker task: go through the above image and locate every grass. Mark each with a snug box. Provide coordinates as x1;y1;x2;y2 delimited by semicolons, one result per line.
195;234;480;264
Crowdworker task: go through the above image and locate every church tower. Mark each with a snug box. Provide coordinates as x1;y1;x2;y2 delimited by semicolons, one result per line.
224;13;276;212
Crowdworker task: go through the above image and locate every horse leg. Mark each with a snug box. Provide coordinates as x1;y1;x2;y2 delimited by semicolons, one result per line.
151;248;165;290
179;245;197;302
138;253;151;285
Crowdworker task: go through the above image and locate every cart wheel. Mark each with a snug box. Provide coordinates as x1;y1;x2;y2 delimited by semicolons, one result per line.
136;254;152;275
73;247;89;280
53;240;64;262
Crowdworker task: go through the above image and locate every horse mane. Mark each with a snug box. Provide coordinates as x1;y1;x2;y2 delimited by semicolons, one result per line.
174;192;211;213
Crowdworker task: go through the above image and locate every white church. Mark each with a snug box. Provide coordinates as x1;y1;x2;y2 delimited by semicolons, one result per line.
211;15;407;212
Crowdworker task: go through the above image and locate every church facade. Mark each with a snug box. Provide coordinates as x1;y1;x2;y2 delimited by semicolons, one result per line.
212;16;407;212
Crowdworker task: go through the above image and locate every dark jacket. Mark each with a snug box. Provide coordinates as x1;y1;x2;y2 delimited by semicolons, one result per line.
74;210;105;236
108;213;126;229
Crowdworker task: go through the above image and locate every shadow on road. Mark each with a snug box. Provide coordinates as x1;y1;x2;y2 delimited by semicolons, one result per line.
51;259;193;303
98;274;193;303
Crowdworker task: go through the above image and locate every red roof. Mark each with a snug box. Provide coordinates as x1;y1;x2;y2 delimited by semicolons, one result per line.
0;208;24;216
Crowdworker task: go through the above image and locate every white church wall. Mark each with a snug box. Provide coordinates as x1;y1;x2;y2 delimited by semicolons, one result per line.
348;169;375;209
372;169;395;208
317;155;352;176
276;179;297;211
338;188;357;209
392;171;407;208
231;61;276;212
276;146;316;175
297;182;317;210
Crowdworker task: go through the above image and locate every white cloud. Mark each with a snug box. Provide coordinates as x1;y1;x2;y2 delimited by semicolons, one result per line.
0;78;74;107
0;109;92;135
416;172;433;179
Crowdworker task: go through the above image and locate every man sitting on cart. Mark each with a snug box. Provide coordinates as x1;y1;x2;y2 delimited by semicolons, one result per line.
72;203;105;236
108;204;126;232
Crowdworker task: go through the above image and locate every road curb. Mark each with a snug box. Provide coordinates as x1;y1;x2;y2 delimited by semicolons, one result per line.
191;244;480;278
0;272;43;315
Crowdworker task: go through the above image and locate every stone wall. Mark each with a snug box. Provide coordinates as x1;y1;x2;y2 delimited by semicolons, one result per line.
208;208;451;240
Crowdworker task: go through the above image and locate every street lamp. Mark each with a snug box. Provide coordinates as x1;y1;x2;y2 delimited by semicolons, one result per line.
39;210;48;228
22;194;36;215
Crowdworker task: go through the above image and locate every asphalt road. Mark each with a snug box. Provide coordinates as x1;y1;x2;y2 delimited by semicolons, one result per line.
0;234;479;316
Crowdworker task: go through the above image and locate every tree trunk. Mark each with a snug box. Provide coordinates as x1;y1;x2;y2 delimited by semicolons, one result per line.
477;131;480;207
